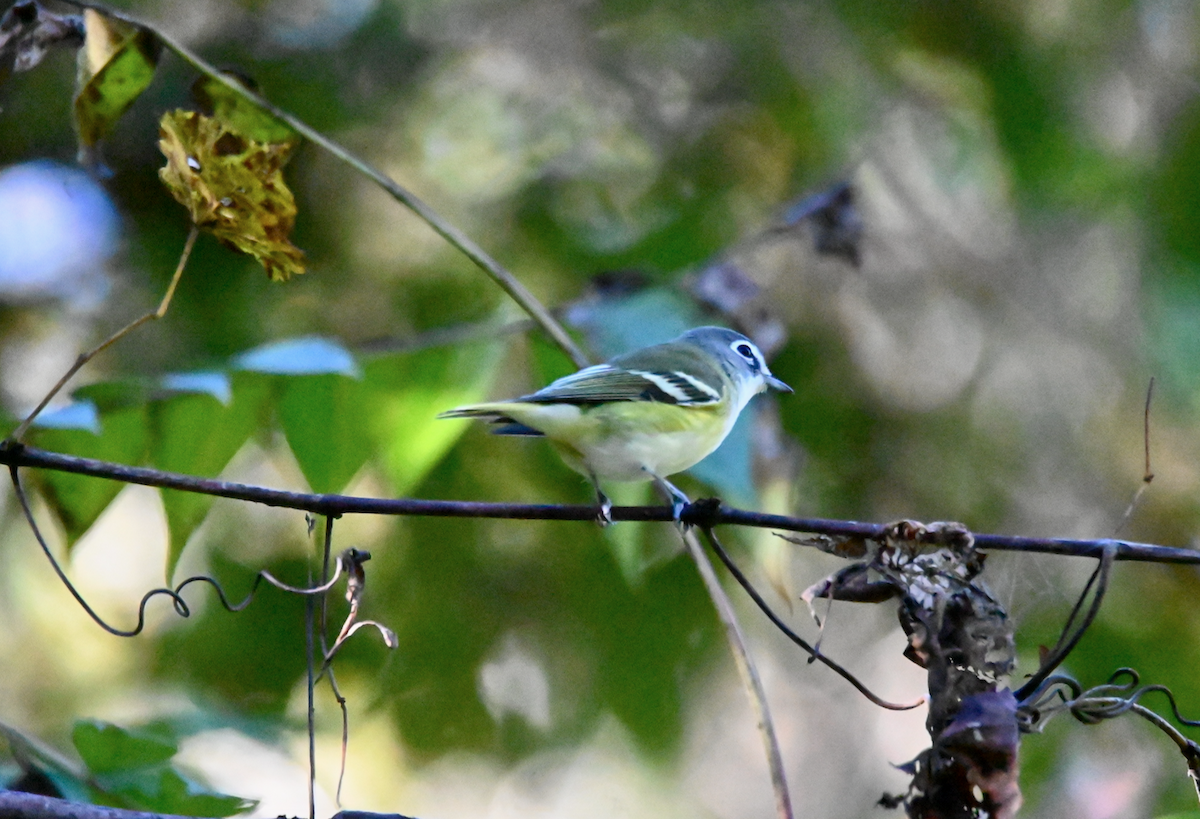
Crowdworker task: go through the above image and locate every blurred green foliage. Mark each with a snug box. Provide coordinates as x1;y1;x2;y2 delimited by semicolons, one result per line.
4;0;1200;816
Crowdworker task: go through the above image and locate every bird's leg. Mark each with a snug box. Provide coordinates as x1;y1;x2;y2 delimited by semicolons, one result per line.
648;472;691;526
589;473;613;526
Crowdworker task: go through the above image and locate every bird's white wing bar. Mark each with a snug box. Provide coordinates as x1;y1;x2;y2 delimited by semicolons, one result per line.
670;370;722;402
521;365;719;405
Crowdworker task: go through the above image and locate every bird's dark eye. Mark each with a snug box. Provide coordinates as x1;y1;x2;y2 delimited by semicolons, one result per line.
733;342;759;367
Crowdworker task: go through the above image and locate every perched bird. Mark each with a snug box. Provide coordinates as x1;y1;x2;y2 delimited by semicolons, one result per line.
438;326;791;523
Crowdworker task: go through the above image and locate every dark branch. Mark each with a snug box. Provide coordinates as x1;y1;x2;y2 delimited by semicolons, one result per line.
0;794;423;819
2;442;1199;564
0;792;196;819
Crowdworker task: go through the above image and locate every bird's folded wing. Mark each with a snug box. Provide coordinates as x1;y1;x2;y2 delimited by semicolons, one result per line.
522;364;722;406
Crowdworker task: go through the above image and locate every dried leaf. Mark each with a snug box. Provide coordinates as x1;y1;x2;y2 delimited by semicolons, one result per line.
158;109;306;281
73;9;160;150
0;0;84;81
781;180;862;266
800;563;895;611
775;530;868;558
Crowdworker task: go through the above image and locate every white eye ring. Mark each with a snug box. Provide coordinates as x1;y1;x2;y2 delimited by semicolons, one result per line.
732;341;760;367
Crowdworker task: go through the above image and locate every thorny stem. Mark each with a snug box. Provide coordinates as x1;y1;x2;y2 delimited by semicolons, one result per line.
7;226;199;442
56;1;591;371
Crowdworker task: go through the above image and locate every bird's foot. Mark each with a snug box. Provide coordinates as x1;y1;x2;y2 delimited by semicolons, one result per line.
595;491;614;527
670;496;688;528
649;474;692;531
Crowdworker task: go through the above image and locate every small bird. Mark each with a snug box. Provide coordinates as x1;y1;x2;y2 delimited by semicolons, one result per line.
438;326;791;523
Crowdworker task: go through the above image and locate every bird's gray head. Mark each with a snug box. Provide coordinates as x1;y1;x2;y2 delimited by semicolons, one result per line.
679;326;792;395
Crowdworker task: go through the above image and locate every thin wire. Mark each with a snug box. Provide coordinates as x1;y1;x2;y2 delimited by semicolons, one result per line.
1015;543;1117;702
699;527;923;711
9;463;345;636
7;443;1199;565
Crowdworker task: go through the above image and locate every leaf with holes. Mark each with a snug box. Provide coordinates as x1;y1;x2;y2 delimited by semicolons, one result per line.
158;109;304;281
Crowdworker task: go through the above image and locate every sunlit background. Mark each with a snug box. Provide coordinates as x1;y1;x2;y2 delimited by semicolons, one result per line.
3;1;1200;818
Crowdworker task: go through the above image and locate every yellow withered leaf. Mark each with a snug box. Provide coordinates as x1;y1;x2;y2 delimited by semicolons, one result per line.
158;109;305;282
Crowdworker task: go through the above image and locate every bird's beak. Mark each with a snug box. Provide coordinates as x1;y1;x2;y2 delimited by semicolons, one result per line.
764;373;792;393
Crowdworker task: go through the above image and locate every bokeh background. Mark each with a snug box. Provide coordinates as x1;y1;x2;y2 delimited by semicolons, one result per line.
3;0;1200;817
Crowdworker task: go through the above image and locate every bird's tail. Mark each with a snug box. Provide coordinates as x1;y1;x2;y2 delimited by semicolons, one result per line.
436;404;502;420
436;404;544;437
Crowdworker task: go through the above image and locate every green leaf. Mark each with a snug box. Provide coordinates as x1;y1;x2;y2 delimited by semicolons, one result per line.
73;10;160;150
191;72;298;145
148;769;255;818
363;338;505;495
72;721;254;817
72;721;176;775
29;403;148;547
278;372;373;494
150;373;270;578
92;767;254;817
71;380;159;412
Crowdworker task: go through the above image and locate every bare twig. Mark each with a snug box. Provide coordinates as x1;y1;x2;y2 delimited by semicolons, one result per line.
678;525;793;819
700;526;923;711
305;587;316;819
1145;376;1156;481
7;226;199;442
1115;377;1156;535
327;665;350;806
